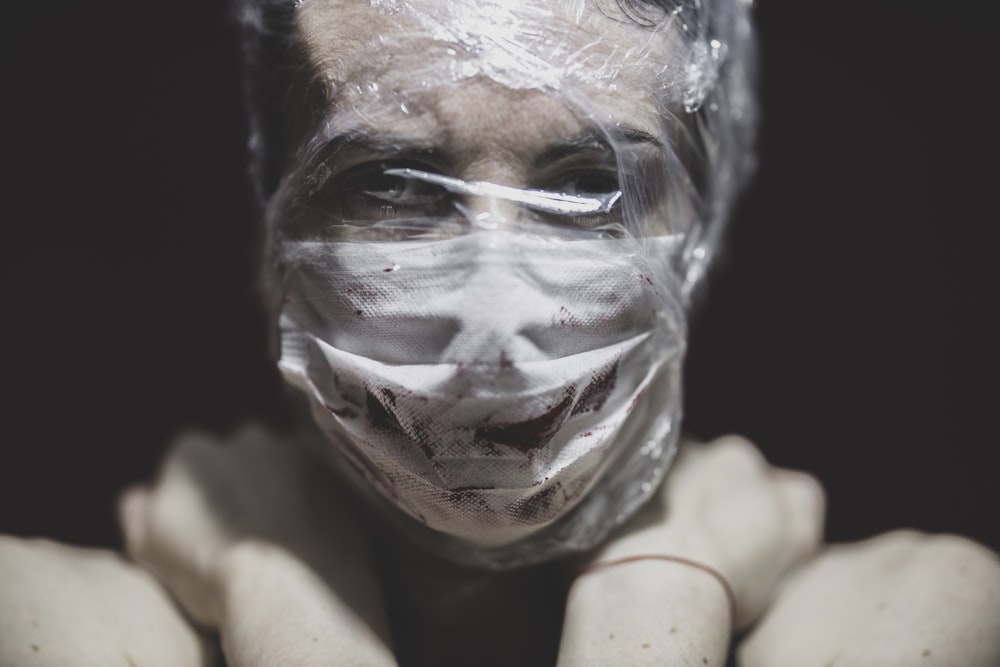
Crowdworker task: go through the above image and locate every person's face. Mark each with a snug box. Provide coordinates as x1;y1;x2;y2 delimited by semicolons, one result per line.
270;1;703;556
275;0;691;241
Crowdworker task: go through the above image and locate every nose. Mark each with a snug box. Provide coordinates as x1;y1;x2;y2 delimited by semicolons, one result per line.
437;246;553;364
455;194;526;232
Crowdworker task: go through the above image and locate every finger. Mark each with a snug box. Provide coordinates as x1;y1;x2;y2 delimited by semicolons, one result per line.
118;485;151;560
664;437;702;478
119;482;225;626
771;468;826;553
703;434;770;475
667;435;767;490
665;435;768;508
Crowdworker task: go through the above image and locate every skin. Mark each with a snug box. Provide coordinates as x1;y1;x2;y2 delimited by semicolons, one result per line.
738;530;1000;667
2;2;998;666
291;0;673;153
558;436;824;665
1;429;997;665
119;424;398;667
0;537;210;667
89;426;824;666
277;0;692;241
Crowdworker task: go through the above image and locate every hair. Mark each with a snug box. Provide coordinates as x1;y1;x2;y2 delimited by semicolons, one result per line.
233;0;301;205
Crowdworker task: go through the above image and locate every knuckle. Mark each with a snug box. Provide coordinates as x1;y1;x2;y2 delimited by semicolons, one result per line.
772;469;826;547
918;533;1000;569
117;487;149;557
709;434;768;469
780;469;826;512
866;528;927;551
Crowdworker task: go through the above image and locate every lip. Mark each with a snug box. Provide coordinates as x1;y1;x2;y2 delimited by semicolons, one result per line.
362;356;620;458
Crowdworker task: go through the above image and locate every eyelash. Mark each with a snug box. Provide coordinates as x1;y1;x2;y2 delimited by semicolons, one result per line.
552;169;621;198
308;160;453;223
303;161;628;231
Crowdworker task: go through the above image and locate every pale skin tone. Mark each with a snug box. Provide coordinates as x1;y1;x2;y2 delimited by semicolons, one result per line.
3;1;1000;665
0;536;211;667
0;427;826;666
278;0;692;244
3;429;997;665
558;436;826;665
739;530;1000;667
117;426;397;667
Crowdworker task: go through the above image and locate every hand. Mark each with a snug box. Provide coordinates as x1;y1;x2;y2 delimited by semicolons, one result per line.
738;530;1000;667
557;435;825;666
0;536;210;667
587;435;825;629
119;422;397;667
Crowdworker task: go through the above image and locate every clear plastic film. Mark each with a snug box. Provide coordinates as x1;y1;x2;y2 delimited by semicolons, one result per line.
236;0;758;568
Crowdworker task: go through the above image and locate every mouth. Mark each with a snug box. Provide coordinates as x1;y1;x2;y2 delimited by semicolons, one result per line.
361;356;620;457
473;388;576;454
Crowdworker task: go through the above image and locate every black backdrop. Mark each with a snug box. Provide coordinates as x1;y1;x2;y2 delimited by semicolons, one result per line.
3;2;994;553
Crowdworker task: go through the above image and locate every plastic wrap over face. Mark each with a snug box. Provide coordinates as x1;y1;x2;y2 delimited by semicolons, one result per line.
241;0;758;568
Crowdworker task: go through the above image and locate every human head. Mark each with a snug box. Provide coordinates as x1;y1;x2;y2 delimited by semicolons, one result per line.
235;0;758;567
239;0;755;285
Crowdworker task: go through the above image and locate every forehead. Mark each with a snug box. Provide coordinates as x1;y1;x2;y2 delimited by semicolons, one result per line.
292;0;686;142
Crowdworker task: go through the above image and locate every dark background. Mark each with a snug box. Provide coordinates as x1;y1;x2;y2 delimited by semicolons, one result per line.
3;3;994;553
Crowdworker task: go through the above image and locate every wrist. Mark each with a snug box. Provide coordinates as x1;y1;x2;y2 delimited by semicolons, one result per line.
558;558;731;666
218;540;398;667
579;554;736;626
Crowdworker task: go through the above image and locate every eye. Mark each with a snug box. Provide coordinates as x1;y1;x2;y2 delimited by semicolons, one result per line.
554;169;621;199
309;161;453;223
539;168;623;230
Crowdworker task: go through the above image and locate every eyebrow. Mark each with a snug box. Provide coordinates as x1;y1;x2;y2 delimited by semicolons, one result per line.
307;125;662;171
309;130;449;167
533;127;663;168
